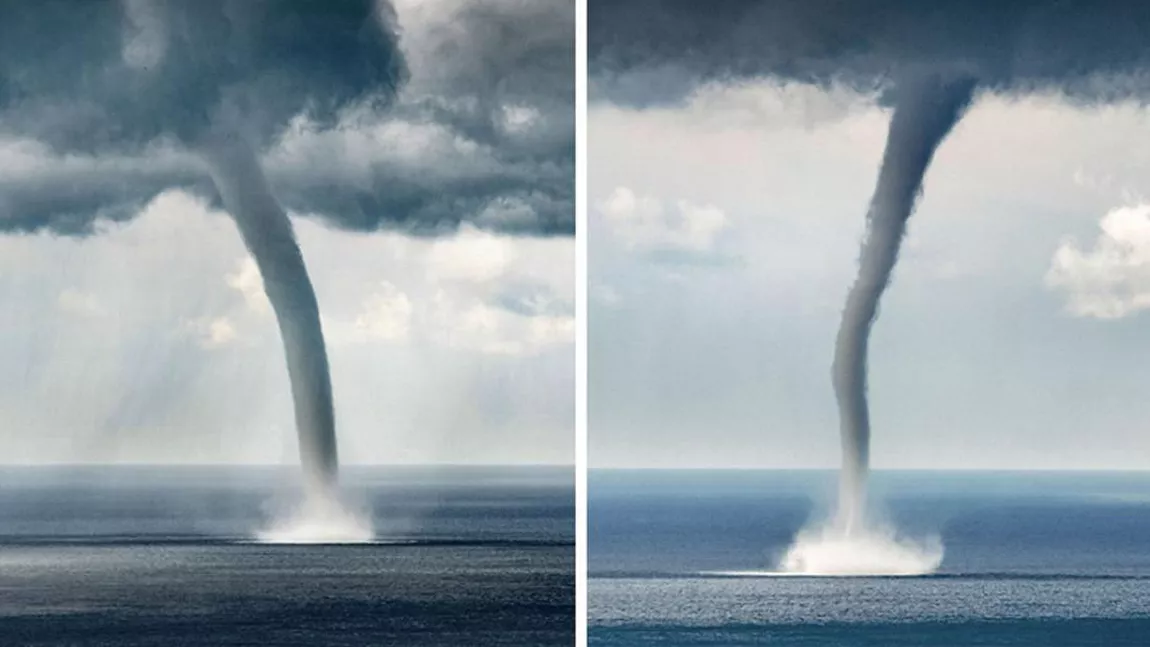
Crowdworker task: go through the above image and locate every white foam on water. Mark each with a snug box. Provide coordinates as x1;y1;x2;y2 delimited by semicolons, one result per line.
776;523;942;576
255;492;374;544
698;570;812;578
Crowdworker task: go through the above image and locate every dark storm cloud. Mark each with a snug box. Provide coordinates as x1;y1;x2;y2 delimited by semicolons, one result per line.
400;1;574;153
0;0;574;236
589;0;1150;105
267;134;574;236
0;0;404;152
280;0;575;235
0;144;203;235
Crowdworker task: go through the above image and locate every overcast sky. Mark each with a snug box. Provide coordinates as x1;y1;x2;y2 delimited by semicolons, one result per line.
590;81;1150;470
0;0;573;466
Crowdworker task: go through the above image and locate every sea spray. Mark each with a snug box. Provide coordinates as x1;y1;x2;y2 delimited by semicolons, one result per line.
779;520;943;576
256;489;374;544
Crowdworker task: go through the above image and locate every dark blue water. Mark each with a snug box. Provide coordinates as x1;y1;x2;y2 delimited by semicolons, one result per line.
0;465;574;646
589;470;1150;646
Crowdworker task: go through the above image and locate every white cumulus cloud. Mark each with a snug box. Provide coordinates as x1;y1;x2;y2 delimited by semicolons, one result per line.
599;186;728;255
1046;204;1150;319
352;281;413;342
226;257;270;314
182;316;238;349
426;224;516;284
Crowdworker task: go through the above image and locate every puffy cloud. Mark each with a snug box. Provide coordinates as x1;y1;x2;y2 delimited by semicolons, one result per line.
426;296;573;357
598;187;729;259
426;293;573;357
242;222;572;356
225;258;269;315
381;225;574;356
352;282;414;342
1046;204;1150;319
426;226;517;284
183;316;239;349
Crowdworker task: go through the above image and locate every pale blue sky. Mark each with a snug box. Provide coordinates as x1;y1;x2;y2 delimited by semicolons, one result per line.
0;191;574;466
590;83;1150;469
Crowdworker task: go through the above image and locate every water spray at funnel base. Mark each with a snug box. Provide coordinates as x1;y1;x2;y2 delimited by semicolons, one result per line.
202;131;371;542
781;72;975;574
255;490;375;544
779;522;943;576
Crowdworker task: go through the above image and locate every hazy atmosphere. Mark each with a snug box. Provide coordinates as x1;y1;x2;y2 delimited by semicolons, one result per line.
590;82;1150;470
0;0;574;466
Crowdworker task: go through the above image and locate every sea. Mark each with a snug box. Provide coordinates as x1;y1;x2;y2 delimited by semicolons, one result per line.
0;465;574;646
589;470;1150;646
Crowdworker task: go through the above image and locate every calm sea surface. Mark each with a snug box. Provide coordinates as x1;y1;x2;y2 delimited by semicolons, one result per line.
0;465;574;646
590;470;1150;646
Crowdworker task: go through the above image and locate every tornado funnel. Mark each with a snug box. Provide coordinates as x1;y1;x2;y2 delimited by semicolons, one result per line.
832;72;976;534
202;133;338;498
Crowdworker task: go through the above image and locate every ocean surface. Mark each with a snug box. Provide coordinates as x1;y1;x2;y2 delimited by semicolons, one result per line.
589;470;1150;646
0;465;574;646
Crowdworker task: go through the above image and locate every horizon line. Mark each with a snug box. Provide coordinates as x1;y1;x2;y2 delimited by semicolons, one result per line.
0;462;575;469
588;466;1150;473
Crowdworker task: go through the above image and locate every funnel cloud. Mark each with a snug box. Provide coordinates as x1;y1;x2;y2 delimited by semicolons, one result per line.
833;73;975;531
0;0;403;498
202;133;339;496
590;0;1150;567
1;0;574;508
